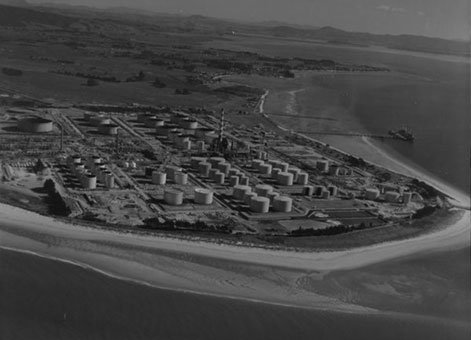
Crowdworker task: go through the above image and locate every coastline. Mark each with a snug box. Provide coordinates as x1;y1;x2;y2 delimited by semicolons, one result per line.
1;73;469;316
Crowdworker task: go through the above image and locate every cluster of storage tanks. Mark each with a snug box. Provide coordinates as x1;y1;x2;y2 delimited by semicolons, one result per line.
67;155;115;190
251;159;310;186
161;187;214;206
137;112;212;152
232;184;293;214
364;186;414;204
189;156;250;186
83;112;119;135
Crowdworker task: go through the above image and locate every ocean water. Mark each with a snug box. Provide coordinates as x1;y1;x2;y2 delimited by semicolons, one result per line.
1;248;469;340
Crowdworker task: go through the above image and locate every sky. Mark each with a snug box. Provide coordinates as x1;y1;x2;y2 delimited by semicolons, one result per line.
28;0;470;40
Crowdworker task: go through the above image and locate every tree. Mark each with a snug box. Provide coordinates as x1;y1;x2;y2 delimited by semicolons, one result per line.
43;178;56;193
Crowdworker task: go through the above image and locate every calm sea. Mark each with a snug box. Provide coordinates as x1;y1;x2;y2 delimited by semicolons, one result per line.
1;248;469;340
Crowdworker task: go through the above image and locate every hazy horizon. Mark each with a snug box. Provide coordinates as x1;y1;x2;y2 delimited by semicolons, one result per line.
24;0;470;41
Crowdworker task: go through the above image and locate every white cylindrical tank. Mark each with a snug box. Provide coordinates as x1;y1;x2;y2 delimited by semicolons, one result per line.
165;165;182;182
273;196;293;213
181;119;198;130
277;172;294;186
385;191;401;203
287;167;300;182
198;162;211;177
174;172;189;185
191;157;206;169
259;163;272;175
152;171;167;185
321;190;330;199
228;169;240;177
182;140;192;151
209;157;226;167
239;176;249;186
279;162;289;172
250;196;270;213
82;175;97;190
229;176;239;187
297;172;309;185
194;188;213;205
164;189;184;206
244;192;258;205
272;168;281;178
105;173;115;189
217;163;231;175
303;185;314;196
328;185;338;197
316;160;329;173
233;185;252;200
255;184;273;197
209;169;220;180
214;172;225;185
365;188;380;200
403;192;412;205
196;140;205;152
251;159;264;171
267;191;280;203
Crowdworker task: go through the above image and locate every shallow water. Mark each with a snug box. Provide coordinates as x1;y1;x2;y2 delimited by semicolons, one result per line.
1;248;469;340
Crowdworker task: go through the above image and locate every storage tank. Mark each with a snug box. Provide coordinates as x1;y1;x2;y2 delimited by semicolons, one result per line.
195;127;215;138
194;188;213;205
214;172;225;185
385;191;401;203
164;189;184;206
277;172;294;186
90;116;111;127
209;157;226;167
196;140;205;152
233;185;252;200
209;168;220;180
198;162;211;177
152;171;167;185
316;160;329;173
314;186;325;196
287;168;300;182
145;117;164;128
250;196;270;213
303;185;314;196
272;168;281;178
269;160;282;169
365;188;380;200
174;172;189;185
181;119;198;130
71;155;81;164
217;163;231;175
251;159;264;170
239;176;249;186
244;192;258;205
191;157;206;169
279;163;289;172
181;140;192;151
267;191;280;203
259;163;272;175
104;173;115;189
255;184;273;197
321;190;330;199
18;116;54;133
82;175;97;190
327;185;338;197
229;176;239;187
297;172;309;185
403;192;412;205
204;132;218;144
228;169;240;177
165;165;182;182
273;196;293;213
98;123;118;135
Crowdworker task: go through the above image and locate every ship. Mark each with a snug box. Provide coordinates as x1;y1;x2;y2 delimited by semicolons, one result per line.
388;126;415;142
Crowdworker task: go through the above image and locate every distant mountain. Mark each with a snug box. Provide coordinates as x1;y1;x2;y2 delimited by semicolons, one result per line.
1;2;468;56
0;4;77;27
